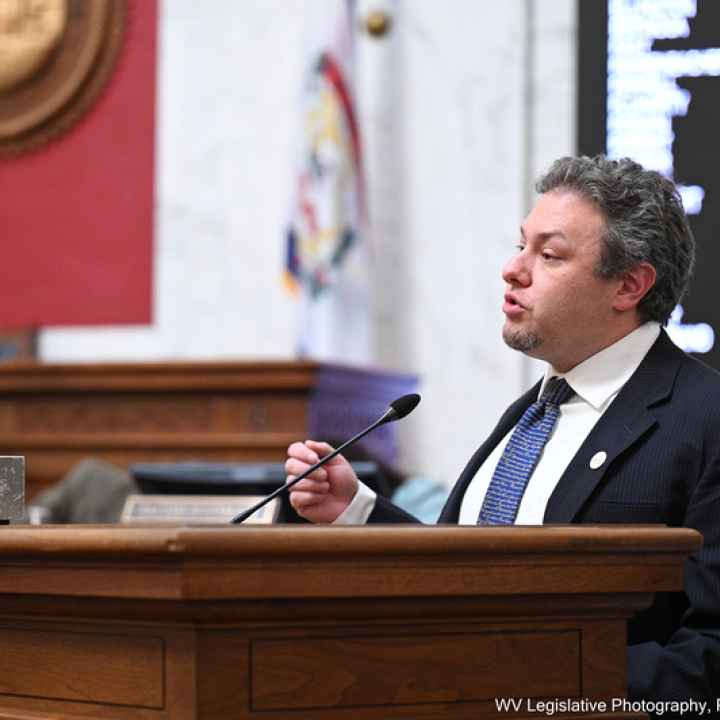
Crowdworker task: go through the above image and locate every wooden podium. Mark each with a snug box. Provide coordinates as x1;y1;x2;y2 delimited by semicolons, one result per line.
0;524;700;719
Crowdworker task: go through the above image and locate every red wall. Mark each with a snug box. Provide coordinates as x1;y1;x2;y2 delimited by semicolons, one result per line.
0;0;156;328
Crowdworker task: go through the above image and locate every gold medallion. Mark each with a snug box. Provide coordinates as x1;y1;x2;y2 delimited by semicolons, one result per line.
0;0;126;157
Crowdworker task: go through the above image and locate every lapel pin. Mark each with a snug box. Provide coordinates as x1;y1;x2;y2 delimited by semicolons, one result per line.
589;451;607;470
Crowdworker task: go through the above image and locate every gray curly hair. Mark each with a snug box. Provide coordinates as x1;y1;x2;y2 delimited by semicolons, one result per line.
536;155;695;324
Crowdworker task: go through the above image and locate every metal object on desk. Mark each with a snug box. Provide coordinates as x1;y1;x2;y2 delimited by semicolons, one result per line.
0;456;25;523
120;494;279;524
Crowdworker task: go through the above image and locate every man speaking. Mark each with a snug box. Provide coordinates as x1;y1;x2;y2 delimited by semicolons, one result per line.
285;155;720;707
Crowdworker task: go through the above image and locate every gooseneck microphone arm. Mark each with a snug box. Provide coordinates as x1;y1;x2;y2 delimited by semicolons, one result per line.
230;393;421;524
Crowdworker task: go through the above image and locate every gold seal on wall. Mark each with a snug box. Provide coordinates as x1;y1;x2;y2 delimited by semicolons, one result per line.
0;0;126;158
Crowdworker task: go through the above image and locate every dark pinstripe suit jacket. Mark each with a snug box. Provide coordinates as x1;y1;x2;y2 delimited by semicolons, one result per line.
370;330;720;705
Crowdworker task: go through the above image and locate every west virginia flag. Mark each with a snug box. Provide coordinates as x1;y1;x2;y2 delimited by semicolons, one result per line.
285;0;370;363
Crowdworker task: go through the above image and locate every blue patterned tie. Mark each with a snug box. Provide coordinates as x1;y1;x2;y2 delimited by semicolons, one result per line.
478;377;575;525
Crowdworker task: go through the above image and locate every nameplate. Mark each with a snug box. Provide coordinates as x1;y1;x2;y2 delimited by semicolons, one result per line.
120;494;278;524
0;456;25;522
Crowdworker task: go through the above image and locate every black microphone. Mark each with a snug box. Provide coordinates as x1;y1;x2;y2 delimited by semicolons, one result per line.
230;393;421;524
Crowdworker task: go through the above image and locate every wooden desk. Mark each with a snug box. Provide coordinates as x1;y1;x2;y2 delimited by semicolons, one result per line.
0;524;700;719
0;361;416;497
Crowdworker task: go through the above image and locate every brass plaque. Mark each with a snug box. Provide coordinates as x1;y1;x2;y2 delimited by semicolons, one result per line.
0;0;126;157
0;456;24;521
121;494;279;525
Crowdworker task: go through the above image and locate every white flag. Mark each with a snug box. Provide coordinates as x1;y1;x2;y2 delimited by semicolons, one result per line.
285;0;370;363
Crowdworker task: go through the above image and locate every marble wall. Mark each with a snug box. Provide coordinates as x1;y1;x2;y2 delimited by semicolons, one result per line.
358;0;576;486
40;0;577;490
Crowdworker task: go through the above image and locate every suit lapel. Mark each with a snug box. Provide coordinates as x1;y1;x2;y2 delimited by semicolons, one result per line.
439;381;541;522
543;330;682;523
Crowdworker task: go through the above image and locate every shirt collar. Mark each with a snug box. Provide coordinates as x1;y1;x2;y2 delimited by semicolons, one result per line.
539;322;662;411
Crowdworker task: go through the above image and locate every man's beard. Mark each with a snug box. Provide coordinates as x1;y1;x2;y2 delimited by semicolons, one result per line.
502;326;543;353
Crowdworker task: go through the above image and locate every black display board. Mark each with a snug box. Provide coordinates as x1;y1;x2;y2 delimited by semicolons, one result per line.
577;0;719;368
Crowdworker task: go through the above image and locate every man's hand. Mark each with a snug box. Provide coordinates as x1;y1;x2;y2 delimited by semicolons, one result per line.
285;440;359;523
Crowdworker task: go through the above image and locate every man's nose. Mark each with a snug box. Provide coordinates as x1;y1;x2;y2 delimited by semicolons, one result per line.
502;251;531;286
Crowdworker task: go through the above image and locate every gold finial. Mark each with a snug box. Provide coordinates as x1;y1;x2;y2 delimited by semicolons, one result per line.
364;9;391;38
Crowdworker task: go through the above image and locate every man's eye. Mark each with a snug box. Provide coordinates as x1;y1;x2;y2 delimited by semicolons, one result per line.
542;252;559;261
515;244;526;251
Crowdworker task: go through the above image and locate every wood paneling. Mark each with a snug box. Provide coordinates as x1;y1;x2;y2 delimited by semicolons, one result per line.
250;630;580;710
0;627;164;708
0;525;701;719
0;361;416;497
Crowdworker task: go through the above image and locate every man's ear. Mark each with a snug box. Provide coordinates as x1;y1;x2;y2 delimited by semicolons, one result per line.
613;262;657;312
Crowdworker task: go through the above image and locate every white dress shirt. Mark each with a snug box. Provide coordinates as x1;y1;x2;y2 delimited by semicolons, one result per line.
335;322;662;525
